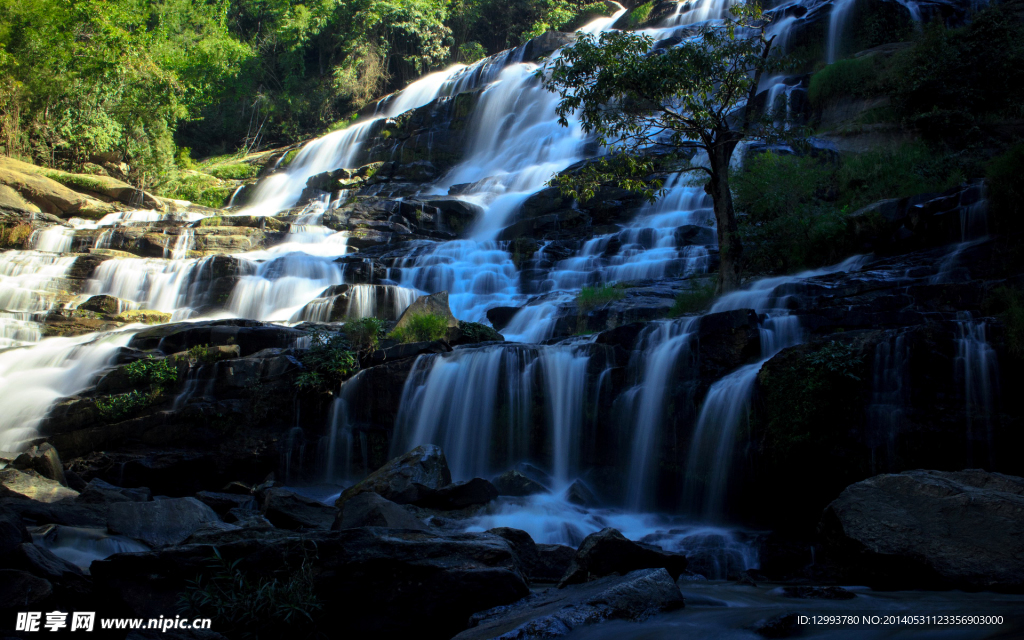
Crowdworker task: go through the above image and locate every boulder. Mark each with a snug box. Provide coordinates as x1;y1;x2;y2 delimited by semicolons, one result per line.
393;291;459;332
493;470;548;497
332;492;428;530
559;528;688;587
262;488;335;530
78;294;125;315
565;479;597;507
0;468;79;503
820;469;1024;590
0;569;52;609
485;306;521;332
487;528;576;584
111;452;218;497
107;497;220;547
453;568;684;640
6;542;85;581
335;444;452;507
752;613;800;638
76;478;151;504
0;504;31;556
195;491;256;515
418;478;498;510
11;443;66;485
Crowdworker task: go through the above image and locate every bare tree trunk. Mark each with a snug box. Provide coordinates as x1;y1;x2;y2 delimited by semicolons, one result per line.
706;139;743;293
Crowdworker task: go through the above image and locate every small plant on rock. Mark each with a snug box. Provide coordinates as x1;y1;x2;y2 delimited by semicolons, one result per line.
389;313;449;344
343;317;387;351
295;329;358;392
95;390;153;422
122;356;178;391
670;279;718;316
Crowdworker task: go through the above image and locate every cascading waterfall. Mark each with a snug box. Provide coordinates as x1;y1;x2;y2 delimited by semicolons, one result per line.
866;331;910;472
954;311;999;466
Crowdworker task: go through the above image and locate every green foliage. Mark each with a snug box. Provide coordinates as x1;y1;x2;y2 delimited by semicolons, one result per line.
628;1;653;26
986;144;1024;237
670;279;717;316
342;317;387;351
458;321;503;342
808;55;883;107
178;548;321;640
122;356;178;390
207;162;259;181
96;390;153;422
296;329;358;391
156;173;231;208
576;283;625;312
186;344;218;365
389;313;449;343
983;287;1024;358
458;41;487;64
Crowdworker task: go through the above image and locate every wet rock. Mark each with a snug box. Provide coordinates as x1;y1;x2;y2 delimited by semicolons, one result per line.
78;294;125;315
694;308;762;379
752;613;801;638
418;478;498;510
559;528;688;587
362;338;452;366
92;528;529;640
107;497;220;547
332;491;428;530
128;319;305;357
195;491;256;515
451;321;504;345
487;528;575;584
335;444;452;507
821;469;1024;590
262;488;335;530
76;478;151;504
0;468;78;503
0;569;52;609
521;31;577;62
485;306;520;331
674;224;718;246
565;479;597;507
11;443;66;486
493;470;548;497
781;586;855;599
455;568;684;640
0;504;31;556
6;542;85;580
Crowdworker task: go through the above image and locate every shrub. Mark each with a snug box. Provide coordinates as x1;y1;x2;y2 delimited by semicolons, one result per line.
178;548;321;640
576;283;625;313
295;330;358;391
458;41;487;64
343;317;387;351
96;390;153;422
670;279;717;316
122;356;178;390
186;344;218;366
389;313;449;344
207;162;259;181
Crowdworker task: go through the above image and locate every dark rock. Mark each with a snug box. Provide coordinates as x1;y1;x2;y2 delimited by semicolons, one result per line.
78;294;124;315
454;568;684;640
0;498;107;528
64;470;87;492
128;319;304;358
565;479;597;507
335;444;452;507
493;470;548;497
674;224;718;246
0;569;52;609
6;542;85;580
332;492;428;530
262;488;335;530
451;321;504;345
220;481;253;495
694;308;761;379
92;528;529;640
0;468;78;503
559;528;688;587
781;586;856;599
485;306;520;332
536;544;577;583
820;469;1024;590
223;508;273;529
76;478;151;504
0;504;31;556
112;452;218;497
418;478;498;510
521;31;577;62
11;443;66;485
753;613;801;638
195;491;256;515
107;497;220;547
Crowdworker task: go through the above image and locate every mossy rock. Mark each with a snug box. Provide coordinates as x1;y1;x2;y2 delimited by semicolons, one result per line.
113;309;172;325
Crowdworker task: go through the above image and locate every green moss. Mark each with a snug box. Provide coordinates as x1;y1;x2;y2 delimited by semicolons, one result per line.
628;1;653;25
670;279;717;316
207;162;259;181
44;172;105;193
280;149;300;168
0;223;33;249
457;321;502;343
576;283;626;313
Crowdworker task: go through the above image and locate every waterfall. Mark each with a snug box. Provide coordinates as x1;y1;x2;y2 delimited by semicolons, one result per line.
866;331;910;473
954;311;999;466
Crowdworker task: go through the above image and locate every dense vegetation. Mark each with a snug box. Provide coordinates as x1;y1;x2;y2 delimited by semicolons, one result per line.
0;0;609;191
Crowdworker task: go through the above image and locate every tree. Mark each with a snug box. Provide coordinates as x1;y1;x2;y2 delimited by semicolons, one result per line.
543;3;780;292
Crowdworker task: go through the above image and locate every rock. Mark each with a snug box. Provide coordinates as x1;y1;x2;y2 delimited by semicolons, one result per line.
224;508;274;530
418;478;498;510
92;528;529;639
107;497;220;547
752;613;801;638
220;481;253;495
485;306;520;332
6;542;85;580
780;586;856;599
493;470;548;497
335;444;452;507
820;469;1024;590
332;492;428;530
454;568;684;640
195;491;256;515
521;31;578;62
487;528;576;584
11;443;67;485
674;224;718;246
0;504;31;556
0;468;79;503
262;488;336;530
112;452;218;497
113;309;172;324
559;528;688;587
78;294;125;315
76;478;151;504
0;569;52;609
393;291;459;332
565;479;597;507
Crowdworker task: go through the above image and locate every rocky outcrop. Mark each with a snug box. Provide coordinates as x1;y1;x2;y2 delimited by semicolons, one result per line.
559;528;688;587
493;470;548;496
332;492;428;530
820;469;1024;590
106;497;219;547
0;469;78;504
393;291;460;331
335;445;452;507
261;488;336;530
